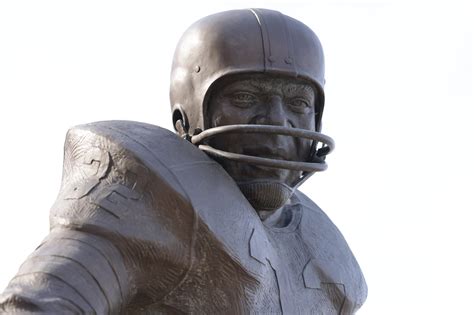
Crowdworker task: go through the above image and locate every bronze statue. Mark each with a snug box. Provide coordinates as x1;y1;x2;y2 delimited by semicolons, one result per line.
0;9;367;314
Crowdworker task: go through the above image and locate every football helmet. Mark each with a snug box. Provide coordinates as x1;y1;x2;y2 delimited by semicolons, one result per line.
170;8;334;176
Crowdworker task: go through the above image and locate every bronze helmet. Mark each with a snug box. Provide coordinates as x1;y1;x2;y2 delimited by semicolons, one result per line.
170;8;326;135
170;8;333;175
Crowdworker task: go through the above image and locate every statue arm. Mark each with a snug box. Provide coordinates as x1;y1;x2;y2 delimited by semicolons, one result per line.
0;228;129;314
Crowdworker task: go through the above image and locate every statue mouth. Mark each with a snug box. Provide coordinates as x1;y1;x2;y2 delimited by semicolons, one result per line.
222;146;299;182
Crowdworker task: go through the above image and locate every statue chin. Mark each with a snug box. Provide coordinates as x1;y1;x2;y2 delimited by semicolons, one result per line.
237;180;294;213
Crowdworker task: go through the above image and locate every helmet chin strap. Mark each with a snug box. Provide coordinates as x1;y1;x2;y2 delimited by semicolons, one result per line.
190;124;335;189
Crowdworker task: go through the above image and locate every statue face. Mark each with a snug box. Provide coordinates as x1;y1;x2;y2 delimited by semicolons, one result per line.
207;74;316;202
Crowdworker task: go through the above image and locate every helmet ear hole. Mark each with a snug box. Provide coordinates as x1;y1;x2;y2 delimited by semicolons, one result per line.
172;106;189;136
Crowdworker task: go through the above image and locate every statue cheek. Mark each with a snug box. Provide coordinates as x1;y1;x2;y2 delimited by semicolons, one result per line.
220;108;255;126
295;115;316;131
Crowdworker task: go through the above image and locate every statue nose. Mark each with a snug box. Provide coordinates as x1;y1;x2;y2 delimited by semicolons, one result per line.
255;96;290;127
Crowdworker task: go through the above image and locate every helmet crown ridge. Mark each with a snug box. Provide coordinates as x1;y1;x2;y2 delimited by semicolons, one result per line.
170;8;325;135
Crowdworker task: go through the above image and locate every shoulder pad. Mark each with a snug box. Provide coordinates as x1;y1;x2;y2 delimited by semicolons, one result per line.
58;120;210;201
49;121;217;296
28;120;232;304
295;191;368;312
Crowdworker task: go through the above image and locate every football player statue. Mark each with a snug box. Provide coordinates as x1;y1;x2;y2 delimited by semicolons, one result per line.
0;8;367;314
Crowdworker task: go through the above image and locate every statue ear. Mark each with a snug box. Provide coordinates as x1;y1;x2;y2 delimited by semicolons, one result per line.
172;106;189;138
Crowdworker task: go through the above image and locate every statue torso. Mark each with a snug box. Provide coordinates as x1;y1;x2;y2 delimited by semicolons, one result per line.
48;121;366;314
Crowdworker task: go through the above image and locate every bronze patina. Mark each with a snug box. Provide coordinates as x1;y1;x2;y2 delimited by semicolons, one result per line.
0;8;367;314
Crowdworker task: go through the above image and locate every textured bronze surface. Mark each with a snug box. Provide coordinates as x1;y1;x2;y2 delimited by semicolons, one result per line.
0;8;367;314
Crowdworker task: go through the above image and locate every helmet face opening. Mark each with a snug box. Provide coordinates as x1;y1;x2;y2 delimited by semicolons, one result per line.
202;72;325;132
193;73;334;192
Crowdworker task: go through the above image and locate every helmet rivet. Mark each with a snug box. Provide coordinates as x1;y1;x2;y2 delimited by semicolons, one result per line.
194;65;201;73
267;55;276;63
284;57;293;64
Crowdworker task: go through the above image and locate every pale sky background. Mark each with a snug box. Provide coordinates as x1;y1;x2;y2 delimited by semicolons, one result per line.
0;0;472;314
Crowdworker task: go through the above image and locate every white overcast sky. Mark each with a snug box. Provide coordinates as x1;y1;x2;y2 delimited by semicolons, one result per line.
0;1;472;314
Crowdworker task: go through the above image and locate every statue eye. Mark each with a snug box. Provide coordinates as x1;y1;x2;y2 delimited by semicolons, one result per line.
288;98;311;113
230;92;257;108
233;92;254;101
